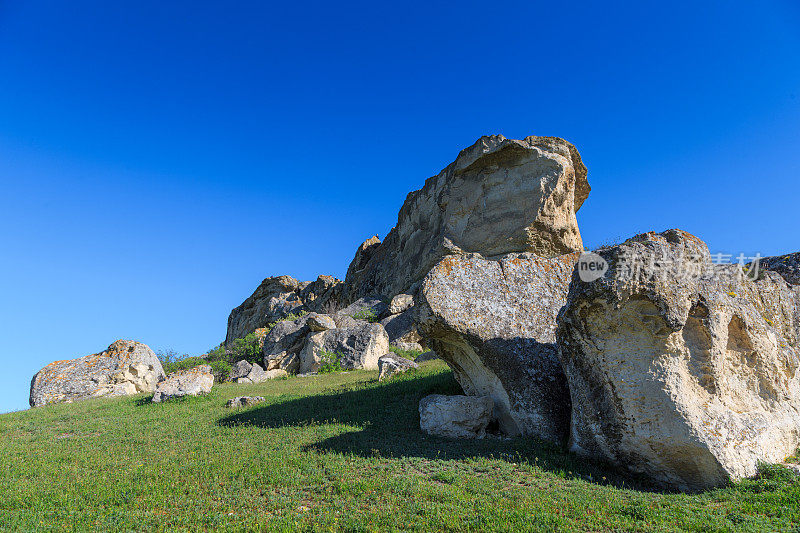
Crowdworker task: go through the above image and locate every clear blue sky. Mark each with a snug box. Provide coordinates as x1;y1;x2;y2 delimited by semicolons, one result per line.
1;1;799;413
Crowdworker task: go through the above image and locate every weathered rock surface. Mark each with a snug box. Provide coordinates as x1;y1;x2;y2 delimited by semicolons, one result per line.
226;396;266;408
419;394;494;439
389;294;414;315
379;308;424;349
759;252;800;286
378;353;418;381
342;134;589;302
228;360;282;383
306;313;336;332
152;365;214;402
414;350;439;363
298;323;389;373
557;229;800;491
336;296;389;322
30;340;165;407
418;252;578;442
226;275;342;344
262;314;314;373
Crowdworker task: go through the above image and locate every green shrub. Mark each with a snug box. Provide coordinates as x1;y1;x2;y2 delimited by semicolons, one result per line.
318;349;343;373
388;345;423;360
352;307;379;323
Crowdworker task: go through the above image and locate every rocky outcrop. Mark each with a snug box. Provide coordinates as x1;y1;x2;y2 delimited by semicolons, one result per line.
389;294;414;315
152;365;214;402
418;252;578;443
758;252;800;286
378;353;418;381
306;313;336;332
226;275;342;344
298;323;389;373
419;394;495;438
342;134;589;302
262;314;314;373
30;340;165;407
557;229;800;491
226;396;266;408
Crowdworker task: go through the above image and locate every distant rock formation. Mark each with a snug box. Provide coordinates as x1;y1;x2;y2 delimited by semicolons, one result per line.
225;274;342;344
30;340;165;407
342;135;590;303
557;230;800;491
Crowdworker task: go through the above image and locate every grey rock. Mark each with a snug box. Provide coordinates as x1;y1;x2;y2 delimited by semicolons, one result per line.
337;296;389;321
758;252;800;286
379;308;423;348
557;229;800;491
226;274;342;344
418;252;578;442
262;314;313;373
389;294;414;315
378;353;418;381
225;396;266;408
299;323;389;373
306;313;337;332
152;365;214;403
419;394;494;439
30;340;165;407
414;350;439;363
342;134;589;303
228;360;253;381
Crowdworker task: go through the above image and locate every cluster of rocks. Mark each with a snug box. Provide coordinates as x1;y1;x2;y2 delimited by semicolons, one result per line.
28;134;800;492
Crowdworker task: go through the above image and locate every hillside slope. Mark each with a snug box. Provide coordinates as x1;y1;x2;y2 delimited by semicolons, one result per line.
1;361;798;532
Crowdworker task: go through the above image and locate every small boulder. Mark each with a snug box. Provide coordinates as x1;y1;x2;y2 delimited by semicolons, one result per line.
378;353;418;381
306;313;337;332
228;360;253;381
30;340;165;407
389;294;414;314
419;394;494;439
152;365;214;403
225;396;266;408
229;361;282;383
379;308;424;348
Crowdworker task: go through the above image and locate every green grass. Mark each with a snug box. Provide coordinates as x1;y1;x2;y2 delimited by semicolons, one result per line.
1;361;799;532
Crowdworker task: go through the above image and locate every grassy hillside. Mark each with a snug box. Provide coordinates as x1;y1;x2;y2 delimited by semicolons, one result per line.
1;361;798;532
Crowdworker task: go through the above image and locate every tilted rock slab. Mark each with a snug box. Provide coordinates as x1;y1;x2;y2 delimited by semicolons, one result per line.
378;353;418;381
30;340;165;407
152;365;214;402
342;134;589;302
419;394;495;439
226;274;342;344
418;252;578;443
557;229;800;491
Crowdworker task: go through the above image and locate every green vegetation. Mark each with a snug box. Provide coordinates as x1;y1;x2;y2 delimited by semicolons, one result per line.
388;345;424;360
2;361;799;531
351;307;379;323
317;349;344;374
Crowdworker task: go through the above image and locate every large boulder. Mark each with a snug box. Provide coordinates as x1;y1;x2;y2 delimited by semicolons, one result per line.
30;340;165;407
226;274;342;344
342;134;589;302
152;365;214;402
419;394;495;439
418;252;579;443
557;229;800;491
298;323;389;373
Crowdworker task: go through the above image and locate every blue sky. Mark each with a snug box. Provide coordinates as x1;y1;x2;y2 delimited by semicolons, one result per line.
1;1;799;413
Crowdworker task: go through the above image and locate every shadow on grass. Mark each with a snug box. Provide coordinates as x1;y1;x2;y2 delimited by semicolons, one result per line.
217;369;662;493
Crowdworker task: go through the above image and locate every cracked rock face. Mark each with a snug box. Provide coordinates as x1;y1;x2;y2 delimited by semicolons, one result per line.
557;229;800;491
418;252;578;443
342;134;589;303
30;340;165;408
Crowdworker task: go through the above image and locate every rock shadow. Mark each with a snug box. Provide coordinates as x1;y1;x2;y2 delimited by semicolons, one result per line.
217;370;660;492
